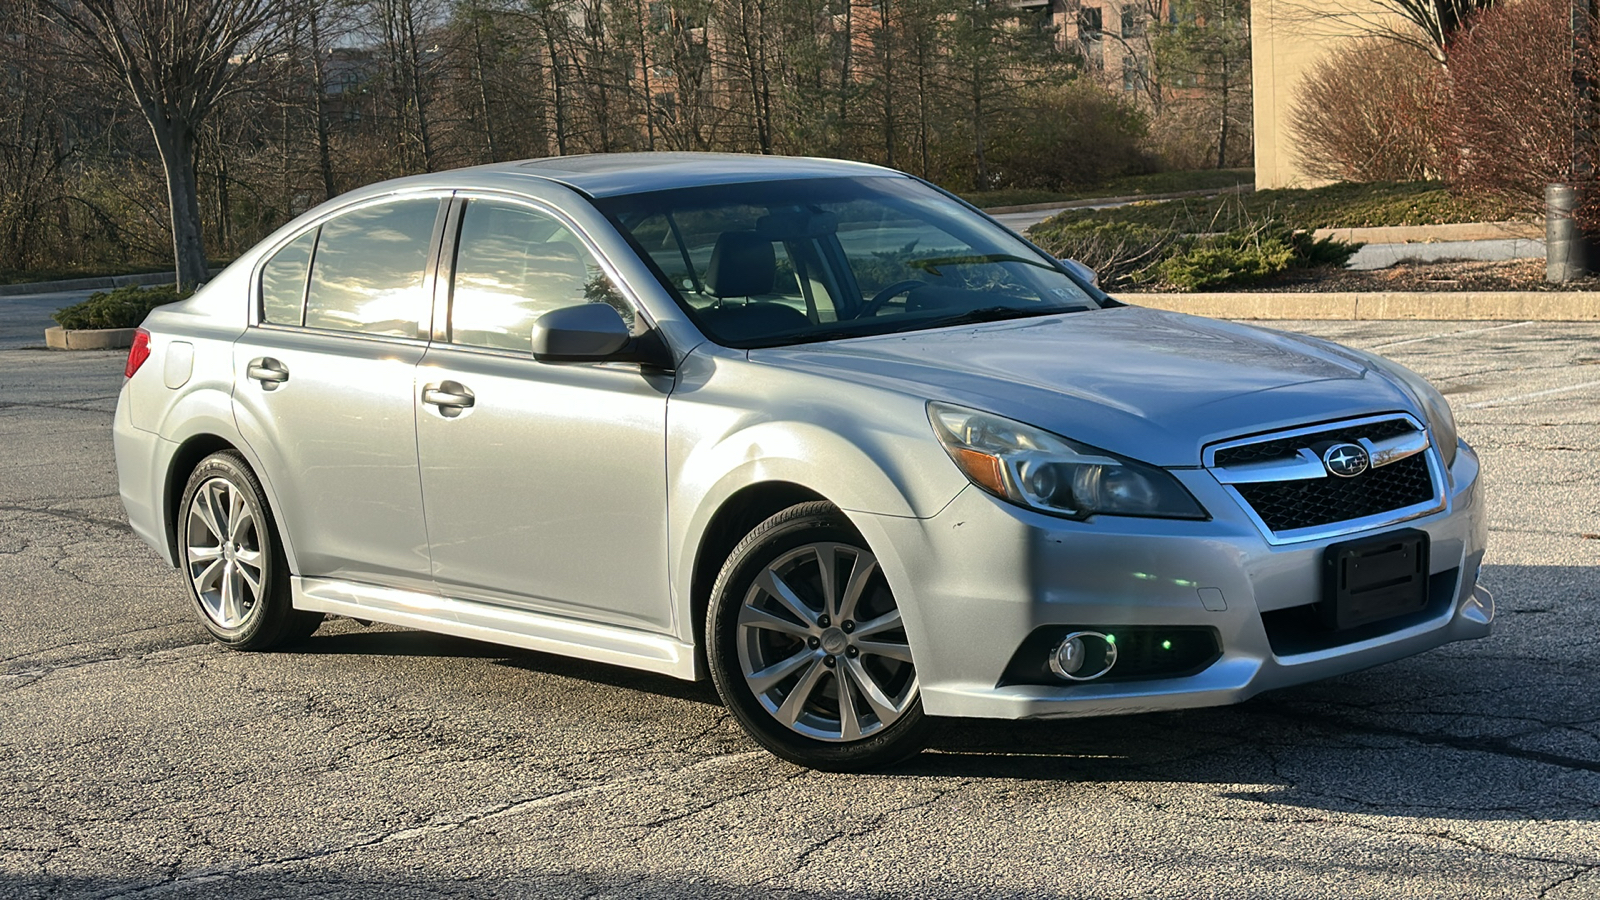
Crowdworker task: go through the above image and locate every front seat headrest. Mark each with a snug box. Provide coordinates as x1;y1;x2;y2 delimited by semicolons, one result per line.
705;232;776;299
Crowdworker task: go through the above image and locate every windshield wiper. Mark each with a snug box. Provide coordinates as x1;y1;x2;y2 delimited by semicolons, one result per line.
920;306;1078;330
907;253;1057;276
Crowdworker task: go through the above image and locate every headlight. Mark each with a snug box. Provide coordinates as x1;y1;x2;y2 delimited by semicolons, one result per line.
927;402;1207;520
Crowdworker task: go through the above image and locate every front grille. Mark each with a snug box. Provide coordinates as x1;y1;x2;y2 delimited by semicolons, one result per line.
1213;417;1417;467
1234;453;1435;532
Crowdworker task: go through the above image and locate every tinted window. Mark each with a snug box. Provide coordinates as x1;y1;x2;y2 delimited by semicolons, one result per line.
449;199;635;351
304;199;439;337
260;228;316;325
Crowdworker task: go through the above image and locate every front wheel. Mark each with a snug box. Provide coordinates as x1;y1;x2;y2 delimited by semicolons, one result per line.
178;451;320;650
706;502;929;771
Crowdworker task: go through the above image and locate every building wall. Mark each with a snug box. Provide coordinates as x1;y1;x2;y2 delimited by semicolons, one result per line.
1251;0;1414;189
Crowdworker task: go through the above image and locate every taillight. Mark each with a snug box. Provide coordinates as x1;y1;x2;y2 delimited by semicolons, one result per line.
125;328;151;378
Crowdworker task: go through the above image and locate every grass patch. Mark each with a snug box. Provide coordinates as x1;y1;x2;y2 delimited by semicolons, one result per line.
1028;180;1519;234
0;263;173;286
0;258;233;286
962;168;1255;209
52;283;193;330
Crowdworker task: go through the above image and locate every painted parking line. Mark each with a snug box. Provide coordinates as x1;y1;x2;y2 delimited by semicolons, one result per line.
1367;320;1538;351
1462;378;1600;410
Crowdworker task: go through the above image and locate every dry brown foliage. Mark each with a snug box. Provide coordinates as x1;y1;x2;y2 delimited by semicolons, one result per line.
1442;0;1584;220
1288;38;1445;183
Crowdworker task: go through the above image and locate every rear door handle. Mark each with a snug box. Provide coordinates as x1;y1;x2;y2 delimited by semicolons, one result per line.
246;357;289;390
422;381;475;417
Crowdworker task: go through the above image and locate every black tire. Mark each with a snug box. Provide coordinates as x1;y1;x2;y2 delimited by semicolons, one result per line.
706;502;930;771
177;450;320;650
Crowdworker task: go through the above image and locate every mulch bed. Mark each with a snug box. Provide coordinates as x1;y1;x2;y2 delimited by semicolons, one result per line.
1120;258;1600;293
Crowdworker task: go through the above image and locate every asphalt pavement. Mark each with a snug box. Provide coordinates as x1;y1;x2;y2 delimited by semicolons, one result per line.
0;290;96;350
2;320;1598;898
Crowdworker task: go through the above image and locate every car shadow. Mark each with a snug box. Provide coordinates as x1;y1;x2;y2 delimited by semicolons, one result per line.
276;564;1597;820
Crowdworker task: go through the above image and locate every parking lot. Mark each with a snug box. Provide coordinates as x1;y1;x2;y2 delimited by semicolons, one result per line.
2;318;1597;898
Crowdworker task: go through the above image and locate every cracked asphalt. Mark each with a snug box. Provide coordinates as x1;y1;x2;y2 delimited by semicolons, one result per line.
1;319;1597;899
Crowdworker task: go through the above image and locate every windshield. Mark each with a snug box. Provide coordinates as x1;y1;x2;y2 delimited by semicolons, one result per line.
593;176;1103;348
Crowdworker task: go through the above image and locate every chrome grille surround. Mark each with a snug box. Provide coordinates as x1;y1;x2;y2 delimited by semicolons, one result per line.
1204;413;1447;545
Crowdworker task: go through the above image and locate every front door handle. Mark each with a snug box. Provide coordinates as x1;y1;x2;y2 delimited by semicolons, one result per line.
246;357;289;390
422;381;475;417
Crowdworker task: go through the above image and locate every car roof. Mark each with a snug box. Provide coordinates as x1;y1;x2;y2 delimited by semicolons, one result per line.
512;152;898;197
360;152;902;201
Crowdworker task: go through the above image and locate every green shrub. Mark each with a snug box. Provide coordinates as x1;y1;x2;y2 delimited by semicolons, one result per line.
986;81;1151;192
1153;225;1360;291
51;283;192;330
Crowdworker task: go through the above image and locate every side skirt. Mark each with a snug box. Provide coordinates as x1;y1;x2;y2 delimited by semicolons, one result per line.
291;576;699;681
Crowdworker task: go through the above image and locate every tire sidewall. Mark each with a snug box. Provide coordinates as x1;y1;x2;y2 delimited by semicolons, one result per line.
706;503;928;771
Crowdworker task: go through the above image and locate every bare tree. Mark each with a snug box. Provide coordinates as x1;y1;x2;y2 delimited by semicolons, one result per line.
35;0;279;288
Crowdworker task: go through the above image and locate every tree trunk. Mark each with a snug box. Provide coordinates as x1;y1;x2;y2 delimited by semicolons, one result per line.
543;23;568;154
1215;52;1230;169
308;10;337;201
472;14;499;161
972;60;988;188
838;0;853;154
149;120;209;290
880;0;894;166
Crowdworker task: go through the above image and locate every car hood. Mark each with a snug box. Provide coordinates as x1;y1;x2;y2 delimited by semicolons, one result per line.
749;306;1417;467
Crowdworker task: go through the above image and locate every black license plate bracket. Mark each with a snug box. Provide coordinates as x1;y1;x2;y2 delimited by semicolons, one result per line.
1320;529;1430;631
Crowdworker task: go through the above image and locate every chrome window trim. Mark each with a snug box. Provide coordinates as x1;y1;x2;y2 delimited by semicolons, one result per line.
247;320;433;349
1204;412;1447;545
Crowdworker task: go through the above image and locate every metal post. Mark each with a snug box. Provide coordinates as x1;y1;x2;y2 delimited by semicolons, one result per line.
1548;183;1589;282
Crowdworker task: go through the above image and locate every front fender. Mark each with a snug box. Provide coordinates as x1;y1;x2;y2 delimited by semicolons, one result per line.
665;347;969;647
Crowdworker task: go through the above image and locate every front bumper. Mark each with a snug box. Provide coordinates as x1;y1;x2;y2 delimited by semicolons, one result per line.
856;441;1490;720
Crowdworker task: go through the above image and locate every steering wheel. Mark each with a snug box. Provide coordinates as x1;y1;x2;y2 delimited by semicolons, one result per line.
857;279;928;318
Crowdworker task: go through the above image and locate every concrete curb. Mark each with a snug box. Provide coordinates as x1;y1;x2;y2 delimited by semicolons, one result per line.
44;326;138;350
983;184;1252;215
1313;221;1545;244
1126;291;1600;320
0;271;180;298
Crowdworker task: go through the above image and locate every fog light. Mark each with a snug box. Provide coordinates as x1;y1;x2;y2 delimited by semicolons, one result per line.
1048;631;1118;681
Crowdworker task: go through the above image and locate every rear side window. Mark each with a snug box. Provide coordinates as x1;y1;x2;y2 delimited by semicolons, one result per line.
448;198;635;351
260;228;316;325
304;199;440;338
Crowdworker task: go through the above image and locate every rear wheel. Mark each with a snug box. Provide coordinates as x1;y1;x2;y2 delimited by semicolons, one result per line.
707;502;928;771
178;451;320;649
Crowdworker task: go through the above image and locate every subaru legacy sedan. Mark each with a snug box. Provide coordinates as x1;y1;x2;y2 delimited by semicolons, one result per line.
114;153;1491;770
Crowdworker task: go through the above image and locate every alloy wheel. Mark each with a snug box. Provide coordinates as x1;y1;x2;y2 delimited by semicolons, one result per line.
735;542;918;742
184;476;265;629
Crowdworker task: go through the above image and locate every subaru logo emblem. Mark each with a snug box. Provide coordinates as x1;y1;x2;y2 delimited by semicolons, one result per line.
1322;442;1370;478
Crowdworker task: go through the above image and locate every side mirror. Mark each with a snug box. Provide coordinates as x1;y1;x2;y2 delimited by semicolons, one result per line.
1060;258;1100;288
531;303;631;362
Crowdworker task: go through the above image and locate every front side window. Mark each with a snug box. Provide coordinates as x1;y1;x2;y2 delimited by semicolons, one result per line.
260;228;317;325
303;198;439;338
448;199;635;352
597;176;1102;348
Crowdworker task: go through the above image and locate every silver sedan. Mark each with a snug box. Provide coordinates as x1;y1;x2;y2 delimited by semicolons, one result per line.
113;153;1491;770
